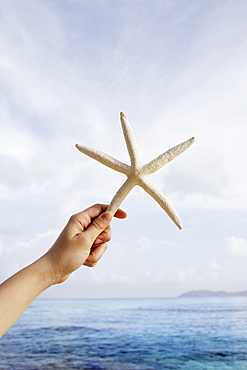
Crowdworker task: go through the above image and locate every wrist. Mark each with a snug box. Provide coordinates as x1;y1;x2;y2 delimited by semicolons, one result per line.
34;254;60;289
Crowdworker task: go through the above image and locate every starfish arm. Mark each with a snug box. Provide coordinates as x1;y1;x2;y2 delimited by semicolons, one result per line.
139;177;183;229
142;137;195;175
75;144;131;175
120;112;141;169
107;177;136;214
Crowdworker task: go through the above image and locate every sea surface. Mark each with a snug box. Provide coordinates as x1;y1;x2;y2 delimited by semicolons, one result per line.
0;297;247;369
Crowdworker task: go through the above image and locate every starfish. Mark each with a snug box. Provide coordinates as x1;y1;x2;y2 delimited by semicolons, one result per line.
76;112;195;229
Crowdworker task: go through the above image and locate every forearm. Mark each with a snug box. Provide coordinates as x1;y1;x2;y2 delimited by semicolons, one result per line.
0;205;124;337
0;256;55;337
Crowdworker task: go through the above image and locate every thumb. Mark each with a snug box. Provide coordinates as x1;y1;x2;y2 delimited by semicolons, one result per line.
85;211;113;243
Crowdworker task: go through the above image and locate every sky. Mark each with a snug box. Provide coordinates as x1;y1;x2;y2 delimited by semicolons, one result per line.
0;0;247;298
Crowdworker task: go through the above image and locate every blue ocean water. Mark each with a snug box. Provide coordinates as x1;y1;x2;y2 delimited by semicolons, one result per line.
0;297;247;369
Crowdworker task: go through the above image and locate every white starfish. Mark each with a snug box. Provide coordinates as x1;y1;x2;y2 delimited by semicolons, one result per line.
76;112;195;229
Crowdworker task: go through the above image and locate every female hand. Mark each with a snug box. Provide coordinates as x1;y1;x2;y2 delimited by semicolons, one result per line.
0;204;127;337
44;204;127;284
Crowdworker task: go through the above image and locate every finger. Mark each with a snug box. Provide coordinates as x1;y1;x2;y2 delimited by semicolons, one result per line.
85;211;113;243
82;204;127;220
78;204;109;227
67;204;127;238
94;226;111;245
83;203;108;219
67;204;109;236
113;209;128;219
83;243;108;267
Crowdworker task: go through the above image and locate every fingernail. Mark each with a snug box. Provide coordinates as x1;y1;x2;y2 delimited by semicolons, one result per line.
101;212;112;222
95;238;104;245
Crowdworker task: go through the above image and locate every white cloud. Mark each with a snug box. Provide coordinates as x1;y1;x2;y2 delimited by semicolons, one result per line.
1;0;247;298
0;238;4;257
0;229;59;282
177;267;196;283
209;259;221;272
226;236;247;258
0;126;39;166
137;237;155;251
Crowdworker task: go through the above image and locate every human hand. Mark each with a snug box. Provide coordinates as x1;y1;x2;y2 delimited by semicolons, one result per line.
43;204;127;284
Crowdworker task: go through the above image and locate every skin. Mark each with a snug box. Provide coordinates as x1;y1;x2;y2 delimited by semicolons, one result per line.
0;204;127;337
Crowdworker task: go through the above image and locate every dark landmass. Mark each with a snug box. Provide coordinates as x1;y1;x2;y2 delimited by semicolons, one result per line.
178;290;247;298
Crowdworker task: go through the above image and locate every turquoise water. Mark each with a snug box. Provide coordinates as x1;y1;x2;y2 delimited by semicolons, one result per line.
1;297;247;369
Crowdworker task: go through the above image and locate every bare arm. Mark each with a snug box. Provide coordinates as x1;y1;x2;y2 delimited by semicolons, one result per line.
0;204;127;337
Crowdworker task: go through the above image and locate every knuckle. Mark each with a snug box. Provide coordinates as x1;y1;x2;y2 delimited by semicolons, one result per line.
84;260;95;268
92;218;104;231
104;226;112;241
92;203;108;212
69;214;79;223
88;259;97;268
105;234;111;243
92;203;100;209
93;203;102;211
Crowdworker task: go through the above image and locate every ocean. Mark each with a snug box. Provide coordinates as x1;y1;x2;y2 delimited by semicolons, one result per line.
0;297;247;369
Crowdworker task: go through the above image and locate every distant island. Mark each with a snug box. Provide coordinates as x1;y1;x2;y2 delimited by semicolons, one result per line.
178;290;247;298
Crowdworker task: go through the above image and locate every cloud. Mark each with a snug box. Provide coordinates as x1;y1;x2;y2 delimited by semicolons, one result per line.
0;125;39;166
1;0;247;298
177;267;197;283
163;146;228;197
209;259;221;272
137;237;155;252
0;239;4;257
0;229;59;282
226;236;247;258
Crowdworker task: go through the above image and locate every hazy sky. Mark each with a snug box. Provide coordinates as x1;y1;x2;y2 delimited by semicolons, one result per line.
1;0;247;298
